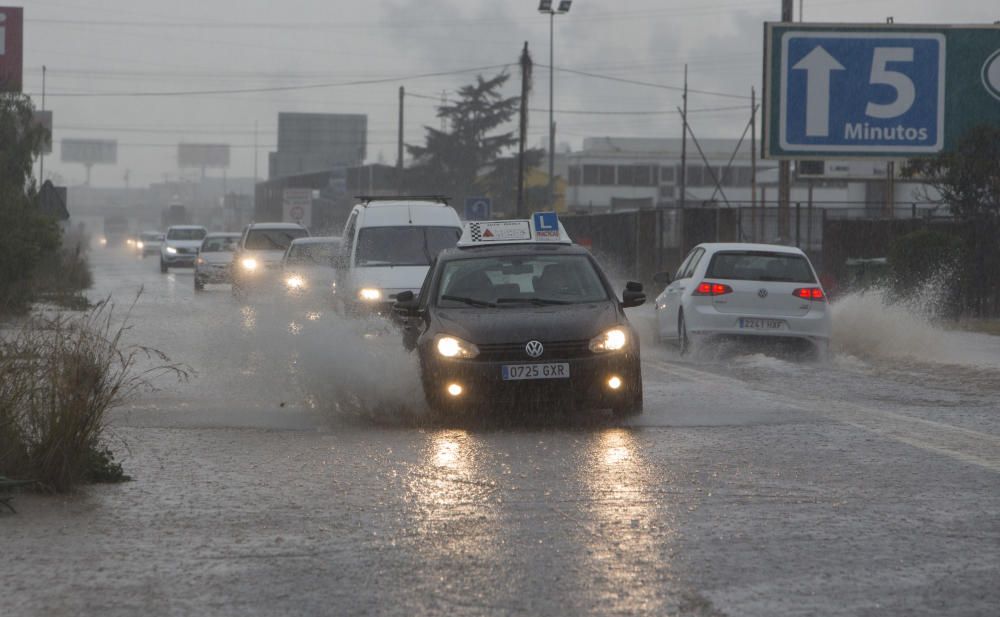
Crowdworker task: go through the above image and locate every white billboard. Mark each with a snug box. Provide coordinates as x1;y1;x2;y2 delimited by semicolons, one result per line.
61;139;117;165
178;143;230;169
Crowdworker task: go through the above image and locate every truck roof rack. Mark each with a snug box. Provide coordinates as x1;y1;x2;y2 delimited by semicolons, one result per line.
355;194;451;205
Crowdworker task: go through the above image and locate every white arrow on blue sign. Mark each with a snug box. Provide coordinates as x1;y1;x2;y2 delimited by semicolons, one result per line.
779;32;946;154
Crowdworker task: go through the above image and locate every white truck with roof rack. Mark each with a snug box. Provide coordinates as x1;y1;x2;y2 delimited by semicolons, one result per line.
334;195;462;316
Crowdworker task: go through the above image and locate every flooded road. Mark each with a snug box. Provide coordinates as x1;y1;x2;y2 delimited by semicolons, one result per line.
4;249;999;616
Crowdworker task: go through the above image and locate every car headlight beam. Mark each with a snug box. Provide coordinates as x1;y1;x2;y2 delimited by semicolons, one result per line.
241;257;258;271
286;275;305;289
166;246;178;254
435;335;479;359
358;288;382;301
589;327;629;353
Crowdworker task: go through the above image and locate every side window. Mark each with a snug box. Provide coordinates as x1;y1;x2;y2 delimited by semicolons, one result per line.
341;212;358;264
417;258;437;309
683;248;706;279
675;250;695;281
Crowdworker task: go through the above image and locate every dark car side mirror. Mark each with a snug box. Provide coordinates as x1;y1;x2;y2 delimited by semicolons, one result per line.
653;271;671;285
622;281;645;308
393;290;421;316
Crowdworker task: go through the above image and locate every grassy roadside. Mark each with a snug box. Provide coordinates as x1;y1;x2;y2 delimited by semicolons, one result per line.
0;297;187;494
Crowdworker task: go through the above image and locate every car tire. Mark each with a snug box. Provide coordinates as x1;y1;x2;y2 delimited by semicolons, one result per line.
678;312;691;356
159;259;168;274
194;277;204;291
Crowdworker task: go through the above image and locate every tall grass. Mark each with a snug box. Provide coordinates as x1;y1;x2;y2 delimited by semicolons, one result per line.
0;296;186;492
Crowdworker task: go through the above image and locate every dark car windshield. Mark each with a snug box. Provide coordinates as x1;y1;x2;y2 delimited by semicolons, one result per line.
245;228;308;251
287;241;339;266
355;226;460;267
706;251;816;283
436;254;609;307
140;232;162;241
166;228;206;241
201;236;238;252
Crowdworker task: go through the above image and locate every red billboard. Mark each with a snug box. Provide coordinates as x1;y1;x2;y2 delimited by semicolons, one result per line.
0;6;23;92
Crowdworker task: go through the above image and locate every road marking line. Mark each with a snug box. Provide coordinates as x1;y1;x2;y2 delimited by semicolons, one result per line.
644;359;1000;473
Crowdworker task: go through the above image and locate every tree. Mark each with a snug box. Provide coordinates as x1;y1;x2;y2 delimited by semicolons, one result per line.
477;149;548;216
406;72;519;204
902;124;1000;222
0;93;60;313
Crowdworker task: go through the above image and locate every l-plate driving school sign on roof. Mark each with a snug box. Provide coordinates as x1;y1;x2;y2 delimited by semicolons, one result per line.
763;22;1000;159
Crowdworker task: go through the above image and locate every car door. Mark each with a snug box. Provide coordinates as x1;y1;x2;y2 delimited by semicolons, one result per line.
660;247;704;338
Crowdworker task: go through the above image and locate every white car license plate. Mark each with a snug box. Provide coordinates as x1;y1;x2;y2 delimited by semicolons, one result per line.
502;363;570;381
739;318;785;330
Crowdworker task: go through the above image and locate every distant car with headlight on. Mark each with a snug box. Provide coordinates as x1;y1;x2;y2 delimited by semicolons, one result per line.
231;222;309;296
653;243;831;357
394;214;645;417
281;236;342;301
194;232;240;291
160;225;207;272
137;231;164;257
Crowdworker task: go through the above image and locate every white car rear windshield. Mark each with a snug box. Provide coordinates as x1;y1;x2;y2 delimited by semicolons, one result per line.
167;228;206;241
706;251;816;283
245;228;308;251
355;226;460;267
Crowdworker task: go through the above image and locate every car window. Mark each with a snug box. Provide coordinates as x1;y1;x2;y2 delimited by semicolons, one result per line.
342;212;358;261
245;228;308;251
682;248;706;279
355;226;460;267
201;237;237;252
436;254;608;307
287;242;338;266
705;251;816;283
675;249;697;280
167;228;206;241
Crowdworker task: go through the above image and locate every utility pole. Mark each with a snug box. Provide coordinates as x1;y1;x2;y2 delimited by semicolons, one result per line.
547;11;556;208
397;86;405;192
39;65;46;183
517;42;532;218
751;87;758;242
777;0;793;243
253;121;259;183
678;64;688;254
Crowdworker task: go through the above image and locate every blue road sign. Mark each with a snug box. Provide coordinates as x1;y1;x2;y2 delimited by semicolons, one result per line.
463;196;491;220
779;32;945;155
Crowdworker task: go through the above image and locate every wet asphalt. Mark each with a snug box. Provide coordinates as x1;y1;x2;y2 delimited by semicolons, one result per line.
3;248;999;616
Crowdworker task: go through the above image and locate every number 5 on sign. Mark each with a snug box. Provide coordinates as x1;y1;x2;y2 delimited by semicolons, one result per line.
866;47;916;119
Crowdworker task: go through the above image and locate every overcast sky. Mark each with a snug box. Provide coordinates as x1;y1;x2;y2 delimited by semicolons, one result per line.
21;0;999;187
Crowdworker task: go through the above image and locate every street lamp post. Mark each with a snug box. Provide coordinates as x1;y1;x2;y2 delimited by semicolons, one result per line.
539;0;572;210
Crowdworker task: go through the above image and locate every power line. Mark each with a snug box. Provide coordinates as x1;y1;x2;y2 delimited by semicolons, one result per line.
540;64;752;100
27;64;512;98
406;90;748;115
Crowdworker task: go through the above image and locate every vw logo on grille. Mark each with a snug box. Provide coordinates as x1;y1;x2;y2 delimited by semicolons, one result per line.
757;288;769;298
525;340;544;358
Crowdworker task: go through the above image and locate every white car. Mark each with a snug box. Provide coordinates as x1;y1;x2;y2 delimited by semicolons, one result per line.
137;231;164;257
654;243;831;356
281;236;342;302
335;196;461;315
160;225;208;272
231;222;310;295
194;232;240;291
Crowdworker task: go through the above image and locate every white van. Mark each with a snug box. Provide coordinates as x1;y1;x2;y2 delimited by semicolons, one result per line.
336;196;462;315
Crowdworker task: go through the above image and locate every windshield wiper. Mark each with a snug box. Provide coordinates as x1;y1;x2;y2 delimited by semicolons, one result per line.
440;295;496;308
496;297;572;306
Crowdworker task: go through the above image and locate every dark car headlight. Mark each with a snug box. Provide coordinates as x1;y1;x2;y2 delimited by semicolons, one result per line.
589;327;629;353
435;334;480;359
